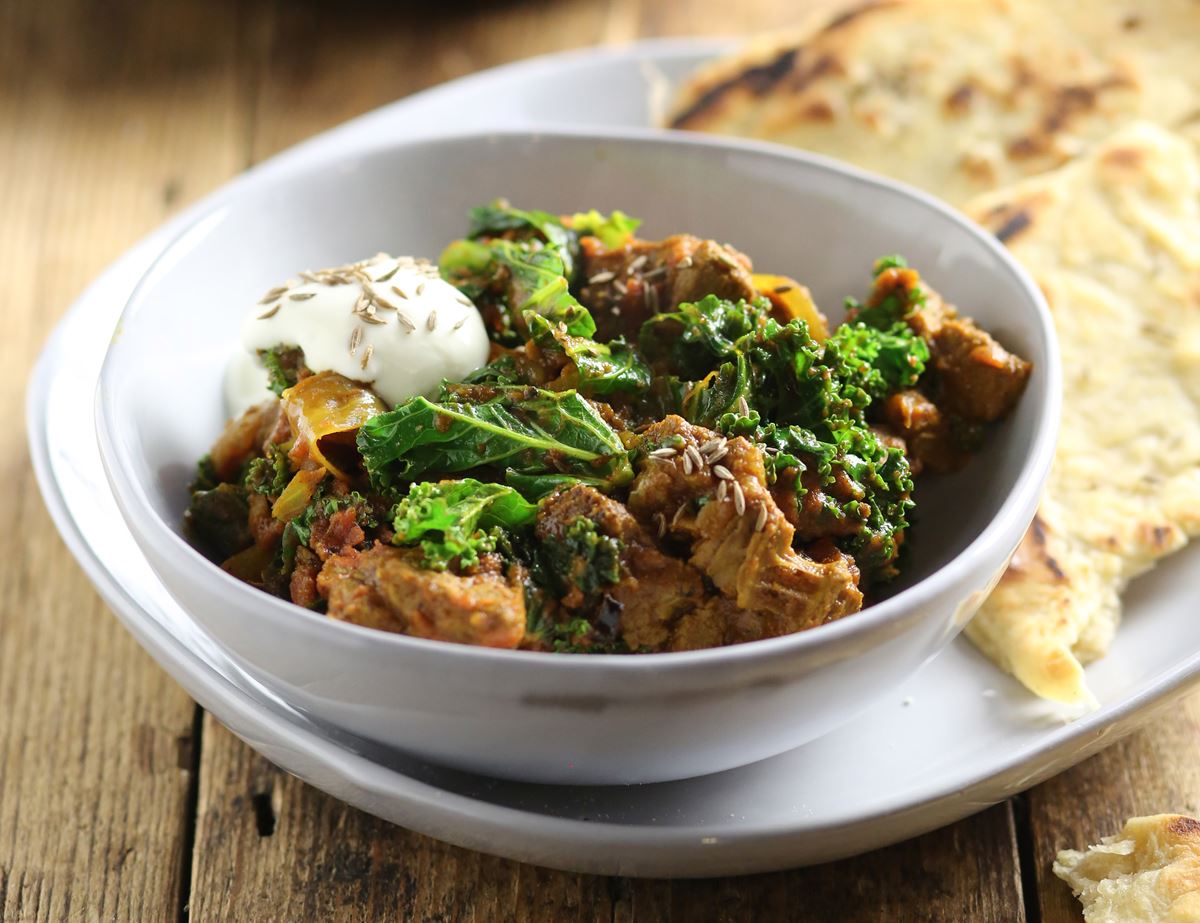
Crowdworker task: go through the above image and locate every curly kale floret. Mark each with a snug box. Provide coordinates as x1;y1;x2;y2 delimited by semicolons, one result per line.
646;291;924;585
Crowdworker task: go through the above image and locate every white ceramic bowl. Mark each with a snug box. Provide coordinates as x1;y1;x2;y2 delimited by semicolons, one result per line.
96;129;1059;785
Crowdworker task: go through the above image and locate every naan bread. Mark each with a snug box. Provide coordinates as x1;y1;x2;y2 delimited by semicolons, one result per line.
961;123;1200;705
670;0;1200;208
1055;814;1200;922
671;3;1200;704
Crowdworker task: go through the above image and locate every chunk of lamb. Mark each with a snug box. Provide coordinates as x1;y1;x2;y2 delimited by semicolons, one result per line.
877;389;970;475
864;266;1032;423
578;235;758;341
317;546;526;649
628;417;863;637
535;484;735;652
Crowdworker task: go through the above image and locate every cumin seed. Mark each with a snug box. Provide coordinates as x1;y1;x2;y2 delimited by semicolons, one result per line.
717;479;728;502
396;311;416;332
426;309;437;331
732;481;746;516
452;316;467;331
256;304;281;320
712;464;734;482
391;285;409;300
754;503;768;532
685;444;704;471
360;344;374;370
349;325;362;355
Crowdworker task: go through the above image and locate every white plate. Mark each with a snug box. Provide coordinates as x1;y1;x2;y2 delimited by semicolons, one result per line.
27;39;1200;877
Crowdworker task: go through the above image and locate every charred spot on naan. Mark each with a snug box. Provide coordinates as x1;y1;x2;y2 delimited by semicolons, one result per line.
669;2;896;130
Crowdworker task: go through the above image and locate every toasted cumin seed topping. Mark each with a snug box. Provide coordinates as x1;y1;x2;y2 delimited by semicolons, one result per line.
360;314;386;326
391;285;409;300
452;316;467;331
416;282;426;296
655;512;667;538
732;480;746;516
613;279;628;296
349;325;362;355
671;503;688;528
588;270;616;285
682;452;694;475
685;444;704;471
754;503;768;532
677;256;694;269
773;285;794;294
256;303;282;320
628;254;648;273
737;396;750;416
456;295;473;307
360;344;374;370
426;309;437;331
712;464;734;482
706;446;728;465
288;291;316;301
373;263;399;283
650;447;677;459
396;311;416;332
717;479;728;502
258;286;288;305
642;265;667;281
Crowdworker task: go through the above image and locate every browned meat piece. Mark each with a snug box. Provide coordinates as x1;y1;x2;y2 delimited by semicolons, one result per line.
308;506;366;561
536;484;727;652
209;399;281;482
579;235;758;341
864;266;1031;423
247;492;284;548
318;546;526;649
290;547;321;609
628;417;863;636
769;465;872;544
879;390;969;475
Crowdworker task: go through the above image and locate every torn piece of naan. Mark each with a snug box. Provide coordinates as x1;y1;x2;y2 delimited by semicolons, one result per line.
961;123;1200;705
670;0;1200;208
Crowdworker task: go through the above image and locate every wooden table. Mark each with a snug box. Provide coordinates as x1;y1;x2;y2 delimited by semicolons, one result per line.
4;0;1199;919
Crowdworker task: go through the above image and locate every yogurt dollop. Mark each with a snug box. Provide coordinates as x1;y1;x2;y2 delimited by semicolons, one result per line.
226;253;490;414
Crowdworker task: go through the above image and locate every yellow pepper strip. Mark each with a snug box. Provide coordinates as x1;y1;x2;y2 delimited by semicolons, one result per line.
281;371;387;480
752;273;829;341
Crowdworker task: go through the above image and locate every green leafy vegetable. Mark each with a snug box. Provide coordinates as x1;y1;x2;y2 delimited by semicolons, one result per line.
533;517;622;604
440;237;596;342
258;345;306;397
822;321;929;401
391;479;538;570
843;254;927;329
243;443;291;498
567;209;642;249
526;313;651;398
467;200;579;278
357;387;633;491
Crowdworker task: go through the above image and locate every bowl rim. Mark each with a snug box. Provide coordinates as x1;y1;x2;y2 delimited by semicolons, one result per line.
95;124;1062;675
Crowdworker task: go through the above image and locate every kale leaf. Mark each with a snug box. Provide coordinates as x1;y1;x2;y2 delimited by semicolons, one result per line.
525;313;651;398
258;345;307;397
357;387;633;491
391;479;538;570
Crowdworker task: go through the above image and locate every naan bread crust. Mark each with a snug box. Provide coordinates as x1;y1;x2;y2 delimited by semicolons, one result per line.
670;0;1200;208
1055;814;1200;922
962;123;1200;705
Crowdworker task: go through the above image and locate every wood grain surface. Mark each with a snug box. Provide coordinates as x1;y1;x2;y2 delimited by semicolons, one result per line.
3;0;1198;921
